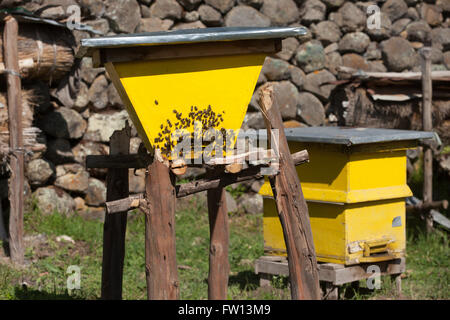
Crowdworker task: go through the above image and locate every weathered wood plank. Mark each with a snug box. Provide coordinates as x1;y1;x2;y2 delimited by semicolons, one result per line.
255;257;405;286
101;124;131;300
86;148;280;169
333;259;405;285
431;209;450;230
258;84;321;300
255;259;289;276
104;150;309;214
338;66;450;81
406;200;448;214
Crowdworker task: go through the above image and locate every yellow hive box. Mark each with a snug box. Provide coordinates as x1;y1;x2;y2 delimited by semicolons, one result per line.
77;27;308;159
259;127;435;265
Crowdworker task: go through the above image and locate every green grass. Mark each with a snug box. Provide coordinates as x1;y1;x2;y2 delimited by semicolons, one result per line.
0;196;448;300
401;230;449;299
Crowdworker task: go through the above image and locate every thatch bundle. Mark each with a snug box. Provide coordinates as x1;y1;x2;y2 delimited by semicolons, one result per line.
0;23;75;82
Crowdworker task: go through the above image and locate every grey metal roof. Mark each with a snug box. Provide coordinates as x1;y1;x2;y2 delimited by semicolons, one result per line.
76;26;308;58
241;127;436;146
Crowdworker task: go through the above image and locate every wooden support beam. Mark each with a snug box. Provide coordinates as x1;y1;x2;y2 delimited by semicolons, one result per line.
258;84;321;300
86;153;153;169
144;156;179;300
105;194;144;214
175;163;273;198
207;184;229;300
104;150;309;214
337;66;450;81
86;148;276;169
101;124;131;300
406;200;448;214
4;15;24;266
206;148;276;166
420;48;434;233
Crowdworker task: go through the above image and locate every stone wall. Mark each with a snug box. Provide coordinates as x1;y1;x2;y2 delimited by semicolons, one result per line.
2;0;449;217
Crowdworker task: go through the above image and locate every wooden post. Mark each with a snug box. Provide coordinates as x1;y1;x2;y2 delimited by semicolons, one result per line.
145;152;179;300
420;48;433;233
258;84;321;300
207;185;230;300
4;16;24;265
101;124;131;299
391;274;402;296
323;283;339;300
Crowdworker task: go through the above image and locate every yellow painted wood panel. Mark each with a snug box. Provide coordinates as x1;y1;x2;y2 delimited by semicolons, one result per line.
348;150;407;194
259;141;412;203
262;198;349;264
290;142;349;195
260;140;410;265
106;54;266;154
345;200;406;264
263;198;406;265
263;198;287;255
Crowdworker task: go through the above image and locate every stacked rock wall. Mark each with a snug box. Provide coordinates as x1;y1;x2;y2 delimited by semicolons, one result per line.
1;0;449;216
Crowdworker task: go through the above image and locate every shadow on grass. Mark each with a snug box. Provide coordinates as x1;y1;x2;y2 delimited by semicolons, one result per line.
228;270;260;291
13;286;82;300
340;283;377;300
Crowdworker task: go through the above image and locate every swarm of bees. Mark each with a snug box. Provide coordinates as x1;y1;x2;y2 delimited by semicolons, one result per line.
153;105;236;156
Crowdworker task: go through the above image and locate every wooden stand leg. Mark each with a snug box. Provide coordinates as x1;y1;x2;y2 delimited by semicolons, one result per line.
391;274;402;296
323;283;339;300
259;273;272;287
145;158;179;300
4;16;24;266
207;186;229;300
101;126;131;300
258;84;321;300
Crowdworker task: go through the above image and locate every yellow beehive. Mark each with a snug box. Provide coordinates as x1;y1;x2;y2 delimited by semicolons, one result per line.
259;127;435;265
77;27;308;159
